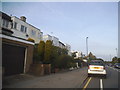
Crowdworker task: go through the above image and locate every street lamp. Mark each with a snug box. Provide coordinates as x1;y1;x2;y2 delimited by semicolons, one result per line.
86;37;88;57
115;48;118;57
110;54;112;61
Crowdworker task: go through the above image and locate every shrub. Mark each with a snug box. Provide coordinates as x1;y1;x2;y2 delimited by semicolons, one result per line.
57;55;74;69
38;41;45;62
27;38;35;43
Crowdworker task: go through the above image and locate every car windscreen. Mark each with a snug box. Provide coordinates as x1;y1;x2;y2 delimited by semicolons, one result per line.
89;61;104;66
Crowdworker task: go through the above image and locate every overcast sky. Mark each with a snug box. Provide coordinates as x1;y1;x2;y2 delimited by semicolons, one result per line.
2;2;118;61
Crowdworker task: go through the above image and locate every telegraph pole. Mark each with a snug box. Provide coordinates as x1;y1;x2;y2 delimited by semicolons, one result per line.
86;37;88;57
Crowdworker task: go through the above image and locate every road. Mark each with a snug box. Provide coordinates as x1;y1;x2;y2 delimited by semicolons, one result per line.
81;66;120;89
3;67;88;88
3;66;120;89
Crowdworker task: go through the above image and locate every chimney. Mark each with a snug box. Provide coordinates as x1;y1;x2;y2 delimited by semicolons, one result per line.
20;16;26;22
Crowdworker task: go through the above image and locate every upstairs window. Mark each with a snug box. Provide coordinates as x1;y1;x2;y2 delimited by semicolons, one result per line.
31;30;36;36
38;32;40;38
21;25;27;33
13;22;17;29
2;19;9;28
38;32;43;39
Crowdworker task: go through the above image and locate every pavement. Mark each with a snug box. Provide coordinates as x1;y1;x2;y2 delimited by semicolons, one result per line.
3;67;88;88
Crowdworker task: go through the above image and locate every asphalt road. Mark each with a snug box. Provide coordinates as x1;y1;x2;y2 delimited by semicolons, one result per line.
81;66;120;89
3;66;120;89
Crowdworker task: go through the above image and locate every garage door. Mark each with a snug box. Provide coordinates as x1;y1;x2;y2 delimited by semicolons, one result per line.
2;43;26;76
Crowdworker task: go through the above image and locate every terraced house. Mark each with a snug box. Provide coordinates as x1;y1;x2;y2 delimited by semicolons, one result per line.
1;12;34;76
11;16;43;43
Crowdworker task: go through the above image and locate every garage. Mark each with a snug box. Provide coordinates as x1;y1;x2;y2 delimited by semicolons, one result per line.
2;43;26;76
2;34;34;77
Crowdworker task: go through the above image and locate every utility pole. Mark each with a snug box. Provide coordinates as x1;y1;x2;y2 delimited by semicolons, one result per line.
115;48;118;57
110;54;111;61
86;37;88;57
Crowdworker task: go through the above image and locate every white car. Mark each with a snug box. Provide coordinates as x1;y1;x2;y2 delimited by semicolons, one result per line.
88;60;107;77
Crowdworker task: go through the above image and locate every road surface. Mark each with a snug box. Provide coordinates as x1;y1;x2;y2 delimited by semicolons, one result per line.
81;66;120;89
3;66;120;89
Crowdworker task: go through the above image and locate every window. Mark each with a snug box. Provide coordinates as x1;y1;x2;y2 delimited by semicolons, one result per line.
2;19;9;28
38;32;41;38
13;22;17;29
21;25;27;33
31;30;36;36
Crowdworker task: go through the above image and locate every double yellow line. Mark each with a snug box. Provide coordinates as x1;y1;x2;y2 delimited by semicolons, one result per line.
82;77;92;90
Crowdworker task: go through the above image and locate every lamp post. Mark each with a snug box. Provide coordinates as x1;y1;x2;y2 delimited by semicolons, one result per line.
115;48;118;57
86;37;88;57
110;54;111;61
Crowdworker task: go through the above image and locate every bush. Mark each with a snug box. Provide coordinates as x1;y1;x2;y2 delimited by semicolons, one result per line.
27;38;35;43
56;55;74;69
33;44;39;63
38;41;45;62
118;58;120;63
44;40;52;64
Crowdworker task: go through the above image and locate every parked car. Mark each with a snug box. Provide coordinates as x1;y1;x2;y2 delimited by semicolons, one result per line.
114;63;120;69
107;63;113;67
88;60;107;77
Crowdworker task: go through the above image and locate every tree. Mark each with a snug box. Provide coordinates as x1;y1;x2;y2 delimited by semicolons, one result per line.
37;41;45;62
50;46;59;70
96;58;104;61
57;55;74;69
112;57;118;64
44;40;53;64
88;52;96;60
33;44;39;63
72;52;77;58
118;58;120;63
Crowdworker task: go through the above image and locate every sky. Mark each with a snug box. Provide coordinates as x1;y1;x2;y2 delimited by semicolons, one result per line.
2;2;118;61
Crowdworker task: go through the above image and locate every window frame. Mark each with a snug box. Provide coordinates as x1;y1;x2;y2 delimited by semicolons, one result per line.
20;25;27;33
13;22;17;29
31;30;36;36
2;19;9;28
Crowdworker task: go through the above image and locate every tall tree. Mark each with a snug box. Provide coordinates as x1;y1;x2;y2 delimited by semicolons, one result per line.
33;44;39;63
44;40;52;64
38;40;45;62
88;52;96;60
112;57;118;64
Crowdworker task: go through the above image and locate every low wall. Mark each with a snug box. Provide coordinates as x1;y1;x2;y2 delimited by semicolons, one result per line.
29;64;51;76
44;64;51;75
29;64;44;76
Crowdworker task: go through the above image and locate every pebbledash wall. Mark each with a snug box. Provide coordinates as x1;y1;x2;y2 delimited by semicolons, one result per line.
11;16;43;44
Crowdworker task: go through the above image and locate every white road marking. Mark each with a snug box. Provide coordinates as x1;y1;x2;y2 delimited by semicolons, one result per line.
100;79;103;90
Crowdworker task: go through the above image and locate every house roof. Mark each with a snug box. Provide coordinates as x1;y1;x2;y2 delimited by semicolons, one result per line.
11;16;42;32
0;11;12;21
